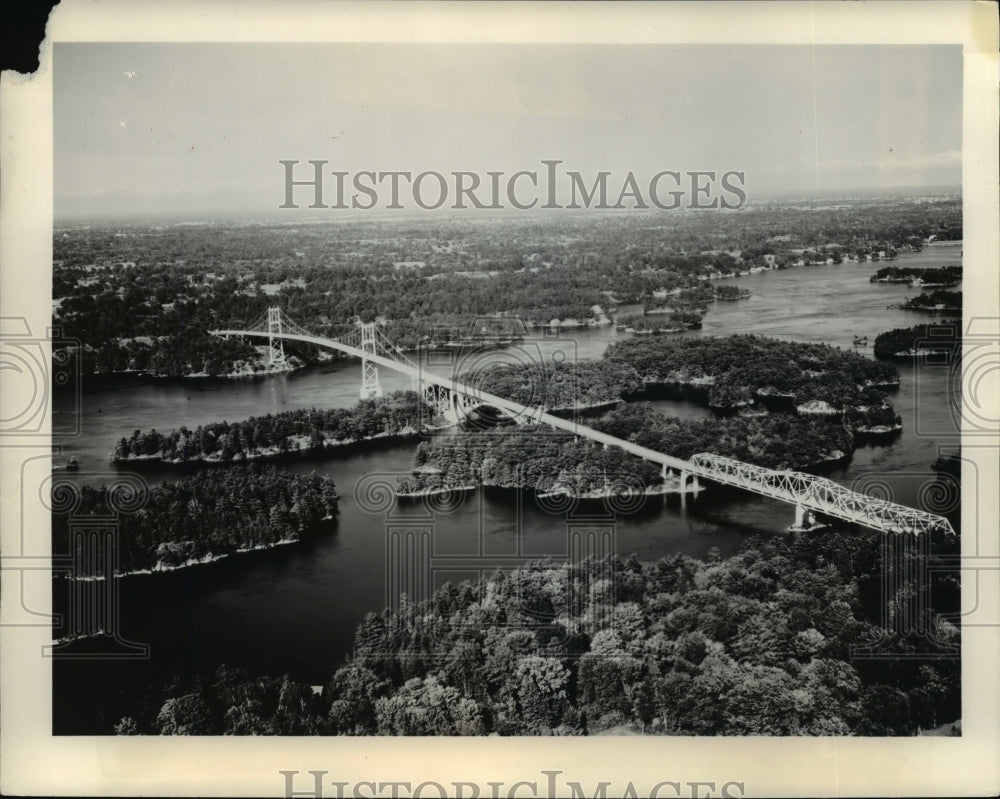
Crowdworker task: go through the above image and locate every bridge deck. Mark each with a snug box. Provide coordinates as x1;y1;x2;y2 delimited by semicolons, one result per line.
211;325;956;537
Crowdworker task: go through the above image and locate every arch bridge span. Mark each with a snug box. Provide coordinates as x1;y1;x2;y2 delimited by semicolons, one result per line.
211;308;955;538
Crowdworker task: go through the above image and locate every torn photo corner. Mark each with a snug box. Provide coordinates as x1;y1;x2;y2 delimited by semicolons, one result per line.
1;1;998;797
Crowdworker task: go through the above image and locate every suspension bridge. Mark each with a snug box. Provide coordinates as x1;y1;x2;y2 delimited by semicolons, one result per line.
211;308;956;537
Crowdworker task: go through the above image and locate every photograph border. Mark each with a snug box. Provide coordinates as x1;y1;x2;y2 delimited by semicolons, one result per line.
2;1;998;796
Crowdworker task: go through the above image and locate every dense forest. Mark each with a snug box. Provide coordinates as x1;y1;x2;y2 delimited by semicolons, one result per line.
397;430;662;498
113;532;961;735
53;197;960;376
603;335;900;423
901;290;962;312
52;465;338;574
870;265;962;285
112;391;435;463
873;323;962;359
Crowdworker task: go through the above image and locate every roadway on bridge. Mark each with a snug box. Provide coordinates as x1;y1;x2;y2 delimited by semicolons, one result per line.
211;324;956;538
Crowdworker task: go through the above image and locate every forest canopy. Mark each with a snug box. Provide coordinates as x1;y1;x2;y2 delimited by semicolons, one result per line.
53;465;338;574
114;535;960;736
603;334;899;421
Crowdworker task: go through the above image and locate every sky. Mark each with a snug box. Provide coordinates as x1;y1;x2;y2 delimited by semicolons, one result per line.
54;43;962;220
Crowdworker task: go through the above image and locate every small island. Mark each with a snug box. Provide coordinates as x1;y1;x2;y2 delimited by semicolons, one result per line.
869;265;961;287
395;408;855;499
900;290;962;313
873;323;961;359
603;334;900;432
712;285;753;301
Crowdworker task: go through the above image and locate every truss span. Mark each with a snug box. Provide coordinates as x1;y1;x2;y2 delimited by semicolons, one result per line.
688;453;954;537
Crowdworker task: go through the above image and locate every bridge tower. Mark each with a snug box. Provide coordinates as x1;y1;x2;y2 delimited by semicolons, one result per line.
359;322;383;399
267;307;286;367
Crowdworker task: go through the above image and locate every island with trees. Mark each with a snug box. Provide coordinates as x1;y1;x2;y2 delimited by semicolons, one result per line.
395;429;664;499
52;465;338;575
712;285;753;301
615;311;703;334
457;361;643;412
111;391;436;464
900;290;962;313
109;532;960;736
396;408;855;499
603;335;900;430
873;323;961;359
870;265;961;287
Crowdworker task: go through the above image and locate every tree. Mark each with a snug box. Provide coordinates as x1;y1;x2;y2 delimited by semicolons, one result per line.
273;676;320;734
510;656;571;734
375;676;483;735
114;716;139;735
155;692;216;735
325;663;390;735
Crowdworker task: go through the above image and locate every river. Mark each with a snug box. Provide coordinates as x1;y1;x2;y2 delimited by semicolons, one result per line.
51;241;963;733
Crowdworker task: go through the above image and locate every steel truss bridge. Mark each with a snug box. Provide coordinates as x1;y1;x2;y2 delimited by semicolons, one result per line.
211;308;955;537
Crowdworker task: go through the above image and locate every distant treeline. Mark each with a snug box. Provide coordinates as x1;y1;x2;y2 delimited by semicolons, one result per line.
112;535;960;735
52;465;338;574
603;335;900;421
870;265;962;285
53;200;961;377
901;291;962;312
112;391;433;463
874;323;962;359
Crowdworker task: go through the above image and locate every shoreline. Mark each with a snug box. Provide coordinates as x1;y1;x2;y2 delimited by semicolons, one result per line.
396;484;477;498
110;424;452;465
54;536;302;581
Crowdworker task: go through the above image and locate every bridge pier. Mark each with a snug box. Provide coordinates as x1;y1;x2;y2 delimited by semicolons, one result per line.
678;470;701;494
448;390;467;425
790;504;818;532
661;466;697;495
